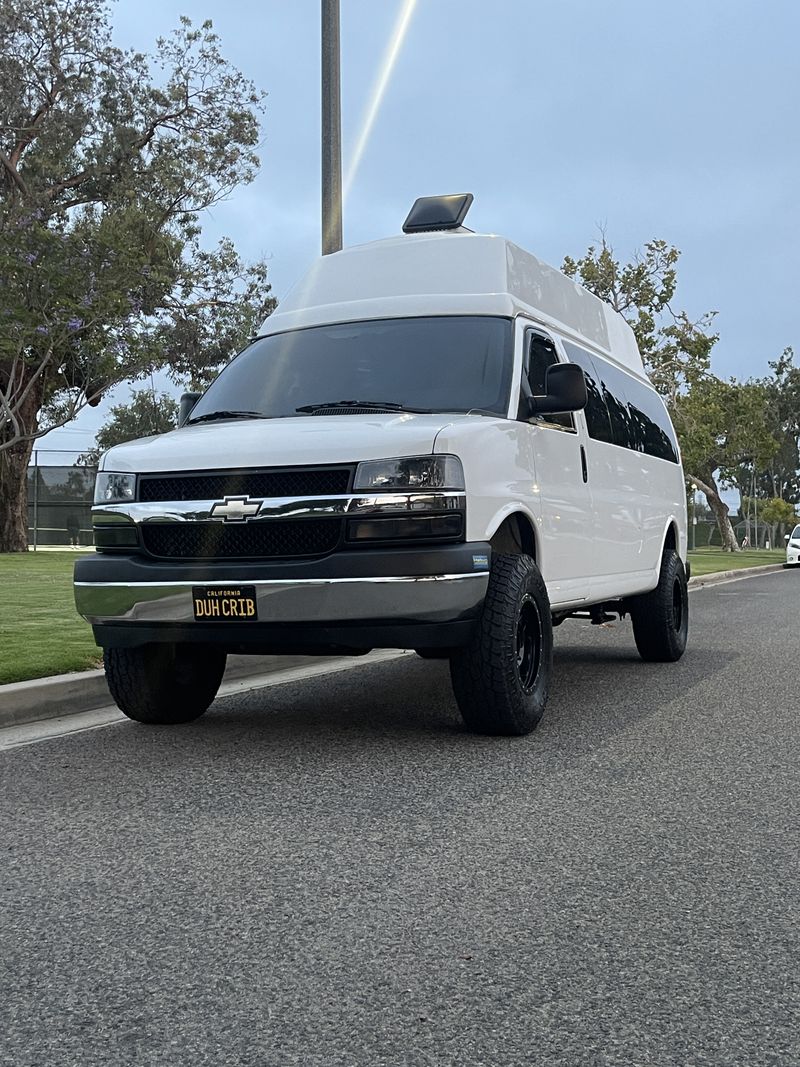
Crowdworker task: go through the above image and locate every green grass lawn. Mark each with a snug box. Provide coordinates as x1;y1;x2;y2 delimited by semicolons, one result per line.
0;551;101;685
687;545;786;576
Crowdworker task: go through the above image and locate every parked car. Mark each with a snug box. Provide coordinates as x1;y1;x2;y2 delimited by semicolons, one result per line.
74;194;689;736
785;525;800;566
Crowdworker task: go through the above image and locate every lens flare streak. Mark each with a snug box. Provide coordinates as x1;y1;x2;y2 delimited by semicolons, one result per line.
343;0;419;203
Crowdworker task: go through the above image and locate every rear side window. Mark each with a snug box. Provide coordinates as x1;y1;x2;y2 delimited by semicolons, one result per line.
562;340;679;464
626;384;679;463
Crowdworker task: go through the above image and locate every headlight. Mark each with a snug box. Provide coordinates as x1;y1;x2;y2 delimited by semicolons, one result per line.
94;472;136;504
354;455;465;491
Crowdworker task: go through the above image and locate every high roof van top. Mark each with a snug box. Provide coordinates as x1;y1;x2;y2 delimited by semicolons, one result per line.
263;229;646;379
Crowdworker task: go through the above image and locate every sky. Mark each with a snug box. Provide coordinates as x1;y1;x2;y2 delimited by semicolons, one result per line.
42;0;800;461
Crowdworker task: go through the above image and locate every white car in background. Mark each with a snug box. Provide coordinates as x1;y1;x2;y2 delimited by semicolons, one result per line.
785;525;800;566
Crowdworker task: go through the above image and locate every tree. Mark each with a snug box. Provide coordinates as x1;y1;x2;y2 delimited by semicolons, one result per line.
758;348;800;504
80;388;179;466
726;349;800;527
672;377;779;551
756;496;796;548
562;233;717;403
0;1;276;550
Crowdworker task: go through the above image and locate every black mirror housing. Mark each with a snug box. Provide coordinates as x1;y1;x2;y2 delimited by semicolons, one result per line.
530;363;587;414
178;391;202;428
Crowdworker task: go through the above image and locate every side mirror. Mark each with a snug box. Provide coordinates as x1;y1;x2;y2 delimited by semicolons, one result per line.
528;363;587;415
178;391;202;428
785;534;790;541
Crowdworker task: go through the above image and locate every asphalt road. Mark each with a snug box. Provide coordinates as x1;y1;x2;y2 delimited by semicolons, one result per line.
2;571;799;1067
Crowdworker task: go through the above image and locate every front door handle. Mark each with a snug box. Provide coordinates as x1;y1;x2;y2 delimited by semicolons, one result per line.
580;445;588;483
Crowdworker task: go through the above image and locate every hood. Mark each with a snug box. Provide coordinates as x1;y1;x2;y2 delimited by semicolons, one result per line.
100;413;463;473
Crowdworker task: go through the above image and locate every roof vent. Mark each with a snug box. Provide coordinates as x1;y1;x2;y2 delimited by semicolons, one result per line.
402;193;474;234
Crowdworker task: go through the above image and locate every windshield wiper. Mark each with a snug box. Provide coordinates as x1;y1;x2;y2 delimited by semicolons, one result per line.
188;410;268;424
295;399;432;414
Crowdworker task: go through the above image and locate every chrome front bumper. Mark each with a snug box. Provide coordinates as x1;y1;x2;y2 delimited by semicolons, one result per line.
75;571;489;626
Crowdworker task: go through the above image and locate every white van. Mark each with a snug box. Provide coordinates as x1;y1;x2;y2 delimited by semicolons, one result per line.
75;195;689;736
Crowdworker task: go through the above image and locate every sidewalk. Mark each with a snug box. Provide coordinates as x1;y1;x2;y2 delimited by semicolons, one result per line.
0;562;787;730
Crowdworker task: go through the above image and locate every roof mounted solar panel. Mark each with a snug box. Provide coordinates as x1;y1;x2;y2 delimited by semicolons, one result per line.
402;193;474;234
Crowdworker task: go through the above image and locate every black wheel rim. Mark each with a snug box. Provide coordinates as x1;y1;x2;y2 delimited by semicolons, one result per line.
516;595;542;691
672;578;684;632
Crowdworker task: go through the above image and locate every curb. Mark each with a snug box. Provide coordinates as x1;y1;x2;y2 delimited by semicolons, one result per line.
0;562;788;730
687;563;786;588
0;653;328;730
0;669;112;729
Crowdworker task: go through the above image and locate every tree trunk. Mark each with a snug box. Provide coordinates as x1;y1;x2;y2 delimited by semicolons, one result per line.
0;371;43;553
690;473;740;551
0;441;35;552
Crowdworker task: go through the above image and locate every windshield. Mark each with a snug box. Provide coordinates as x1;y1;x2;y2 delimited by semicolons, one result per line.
189;316;514;421
792;525;800;540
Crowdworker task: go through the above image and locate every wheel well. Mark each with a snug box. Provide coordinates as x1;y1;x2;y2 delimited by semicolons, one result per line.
489;513;537;560
664;523;678;553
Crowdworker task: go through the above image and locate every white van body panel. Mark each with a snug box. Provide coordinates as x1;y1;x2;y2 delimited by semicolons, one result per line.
83;225;687;645
100;230;686;609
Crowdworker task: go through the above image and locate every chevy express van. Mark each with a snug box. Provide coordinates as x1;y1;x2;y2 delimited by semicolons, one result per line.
74;195;689;736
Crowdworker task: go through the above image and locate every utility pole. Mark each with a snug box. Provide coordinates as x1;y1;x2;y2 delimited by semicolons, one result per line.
321;0;342;255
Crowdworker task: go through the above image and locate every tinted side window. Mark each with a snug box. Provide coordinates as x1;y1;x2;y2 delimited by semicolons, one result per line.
563;340;678;463
561;341;613;443
597;360;635;450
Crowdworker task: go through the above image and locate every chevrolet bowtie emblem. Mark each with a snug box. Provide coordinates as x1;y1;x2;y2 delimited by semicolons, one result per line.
210;495;263;522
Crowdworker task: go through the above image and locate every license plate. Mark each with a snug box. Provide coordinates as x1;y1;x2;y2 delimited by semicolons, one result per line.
192;586;258;622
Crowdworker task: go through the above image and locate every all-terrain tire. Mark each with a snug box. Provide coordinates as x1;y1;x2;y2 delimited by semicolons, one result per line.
630;549;688;662
104;644;227;724
449;554;553;736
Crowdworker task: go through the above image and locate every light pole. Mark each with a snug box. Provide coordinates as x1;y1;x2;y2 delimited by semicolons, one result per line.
690;483;697;551
321;0;343;255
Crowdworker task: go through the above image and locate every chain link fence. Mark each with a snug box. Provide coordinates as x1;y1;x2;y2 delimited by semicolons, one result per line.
690;517;787;550
27;450;97;549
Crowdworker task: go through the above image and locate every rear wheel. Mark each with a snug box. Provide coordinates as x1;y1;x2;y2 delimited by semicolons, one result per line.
104;643;227;724
630;549;688;662
449;554;553;736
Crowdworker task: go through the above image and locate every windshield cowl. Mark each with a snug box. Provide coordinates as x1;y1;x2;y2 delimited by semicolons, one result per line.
295;399;434;415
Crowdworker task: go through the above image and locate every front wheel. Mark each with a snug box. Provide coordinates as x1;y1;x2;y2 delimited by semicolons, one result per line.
630;549;689;662
449;554;553;736
104;643;227;724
